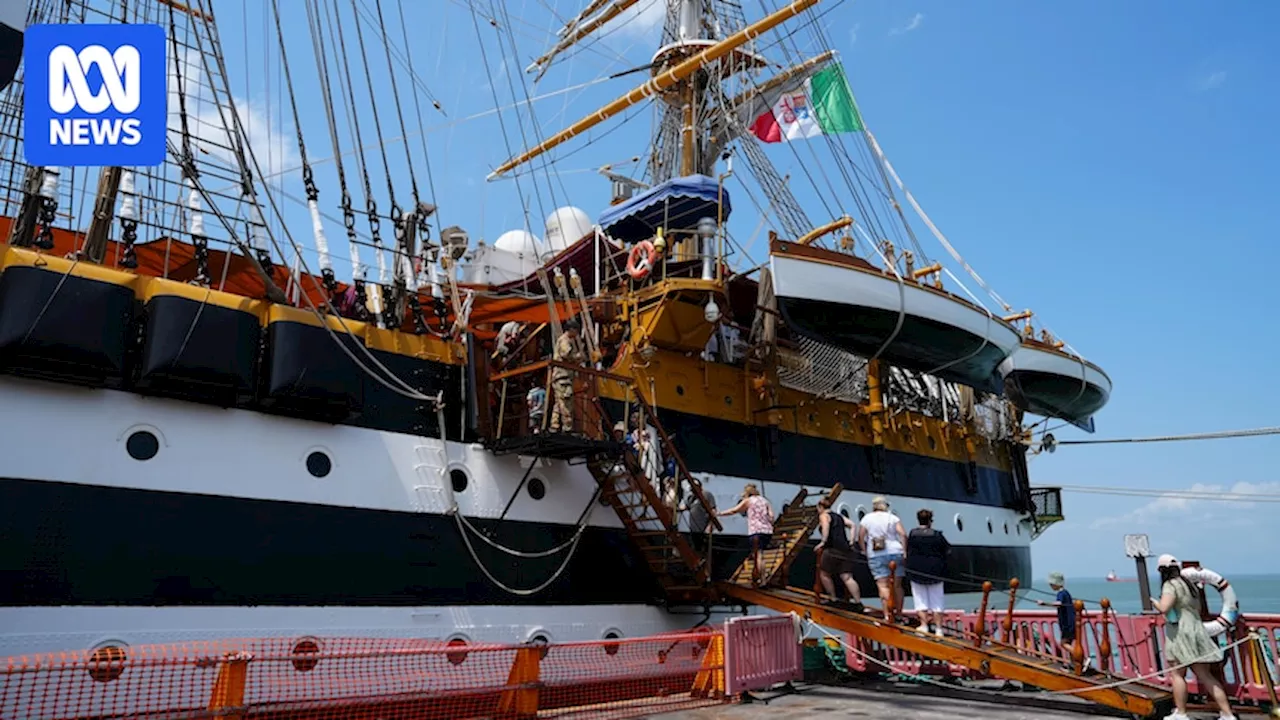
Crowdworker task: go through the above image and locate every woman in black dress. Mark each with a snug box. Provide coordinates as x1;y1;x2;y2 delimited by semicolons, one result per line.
815;497;864;611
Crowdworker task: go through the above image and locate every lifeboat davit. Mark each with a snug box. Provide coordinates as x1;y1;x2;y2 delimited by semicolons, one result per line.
998;339;1111;429
769;238;1021;392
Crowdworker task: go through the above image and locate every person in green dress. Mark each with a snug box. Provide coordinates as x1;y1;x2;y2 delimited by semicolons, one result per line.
1150;554;1236;720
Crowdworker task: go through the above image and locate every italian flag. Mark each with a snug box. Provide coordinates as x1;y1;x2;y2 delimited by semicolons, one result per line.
750;64;864;143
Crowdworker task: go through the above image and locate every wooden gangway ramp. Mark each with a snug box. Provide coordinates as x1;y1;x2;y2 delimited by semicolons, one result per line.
719;583;1174;719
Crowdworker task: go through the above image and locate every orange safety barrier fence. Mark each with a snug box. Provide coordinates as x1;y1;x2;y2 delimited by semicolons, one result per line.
0;631;727;720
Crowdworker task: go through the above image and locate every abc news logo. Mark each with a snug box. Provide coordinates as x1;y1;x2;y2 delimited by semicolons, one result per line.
48;44;144;146
24;24;167;167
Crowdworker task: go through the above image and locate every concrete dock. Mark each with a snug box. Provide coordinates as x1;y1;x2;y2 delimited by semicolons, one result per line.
651;680;1128;720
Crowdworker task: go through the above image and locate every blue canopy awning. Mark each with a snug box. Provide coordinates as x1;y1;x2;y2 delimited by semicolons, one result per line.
597;174;732;244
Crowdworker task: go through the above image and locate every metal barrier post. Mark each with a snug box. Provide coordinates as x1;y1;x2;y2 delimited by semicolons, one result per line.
1251;630;1280;718
497;646;543;719
1099;598;1113;673
1002;578;1020;646
974;581;992;648
207;651;254;720
1071;600;1086;674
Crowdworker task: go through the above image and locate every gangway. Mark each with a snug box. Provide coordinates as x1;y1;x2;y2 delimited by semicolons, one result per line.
720;584;1173;718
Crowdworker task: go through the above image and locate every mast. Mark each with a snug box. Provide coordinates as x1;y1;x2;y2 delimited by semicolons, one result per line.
487;0;819;180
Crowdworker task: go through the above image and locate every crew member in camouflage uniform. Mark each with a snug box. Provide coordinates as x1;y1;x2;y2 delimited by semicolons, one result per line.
548;318;585;433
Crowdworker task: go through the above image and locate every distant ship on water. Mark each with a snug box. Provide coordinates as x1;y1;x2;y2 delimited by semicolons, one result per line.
1106;570;1138;583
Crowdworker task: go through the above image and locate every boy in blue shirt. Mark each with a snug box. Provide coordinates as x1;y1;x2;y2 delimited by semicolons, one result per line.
1035;571;1076;663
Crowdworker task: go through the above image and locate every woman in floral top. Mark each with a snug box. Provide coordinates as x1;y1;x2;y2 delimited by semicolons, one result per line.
719;484;774;586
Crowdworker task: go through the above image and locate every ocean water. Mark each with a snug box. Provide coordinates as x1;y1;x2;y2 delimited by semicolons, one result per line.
942;574;1280;616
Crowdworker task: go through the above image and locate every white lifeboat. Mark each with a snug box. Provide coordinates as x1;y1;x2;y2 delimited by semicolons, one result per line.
998;339;1111;427
769;237;1021;392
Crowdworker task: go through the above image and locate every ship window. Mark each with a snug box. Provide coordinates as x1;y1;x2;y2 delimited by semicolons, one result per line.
954;514;964;532
291;638;321;672
528;477;546;500
1004;523;1010;535
126;430;159;461
603;629;622;656
87;644;127;683
840;507;850;519
446;636;470;666
306;451;332;478
1016;524;1022;536
676;384;685;396
927;436;937;450
986;518;994;534
450;469;469;493
724;395;733;406
529;632;552;659
856;506;867;521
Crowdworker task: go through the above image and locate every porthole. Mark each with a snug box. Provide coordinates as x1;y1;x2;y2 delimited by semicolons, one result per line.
1016;524;1022;536
675;385;685;396
446;636;470;666
927;436;937;450
859;423;868;434
126;431;159;461
528;477;546;500
955;514;965;532
529;632;551;659
450;468;469;493
856;506;867;521
306;451;332;478
839;507;850;519
808;413;816;424
724;395;733;405
291;637;321;672
87;644;127;683
1004;523;1010;535
987;518;994;534
603;629;622;656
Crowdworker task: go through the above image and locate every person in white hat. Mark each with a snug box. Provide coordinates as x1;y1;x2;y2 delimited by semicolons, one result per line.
1151;554;1237;720
859;496;906;621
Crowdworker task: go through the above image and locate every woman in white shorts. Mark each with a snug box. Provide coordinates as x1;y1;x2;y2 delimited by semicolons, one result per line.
904;508;951;636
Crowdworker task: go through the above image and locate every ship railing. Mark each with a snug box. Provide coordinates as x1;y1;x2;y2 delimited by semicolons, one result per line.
488;359;627;445
486;358;722;533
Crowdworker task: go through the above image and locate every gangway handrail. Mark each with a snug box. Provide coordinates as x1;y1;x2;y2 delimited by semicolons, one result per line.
717;583;1174;719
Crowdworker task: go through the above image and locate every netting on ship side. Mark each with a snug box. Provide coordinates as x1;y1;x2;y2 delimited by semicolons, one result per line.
0;630;727;720
776;335;868;405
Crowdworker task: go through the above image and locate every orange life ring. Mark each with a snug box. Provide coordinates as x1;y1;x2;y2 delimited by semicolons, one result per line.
626;241;658;280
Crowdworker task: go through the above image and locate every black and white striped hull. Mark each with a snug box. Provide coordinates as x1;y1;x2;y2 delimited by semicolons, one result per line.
0;377;1031;657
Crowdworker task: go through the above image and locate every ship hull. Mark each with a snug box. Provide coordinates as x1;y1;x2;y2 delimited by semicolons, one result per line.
0;376;1031;657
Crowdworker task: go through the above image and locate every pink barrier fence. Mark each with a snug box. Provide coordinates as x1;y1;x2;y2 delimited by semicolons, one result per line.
842;607;1280;704
724;614;803;695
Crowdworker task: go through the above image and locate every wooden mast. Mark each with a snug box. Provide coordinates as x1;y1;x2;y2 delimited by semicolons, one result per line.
487;0;821;180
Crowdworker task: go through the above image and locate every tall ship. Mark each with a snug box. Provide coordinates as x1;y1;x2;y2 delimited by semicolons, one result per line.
0;0;1101;659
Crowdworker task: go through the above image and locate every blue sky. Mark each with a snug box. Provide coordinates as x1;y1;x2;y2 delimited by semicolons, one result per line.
208;0;1280;577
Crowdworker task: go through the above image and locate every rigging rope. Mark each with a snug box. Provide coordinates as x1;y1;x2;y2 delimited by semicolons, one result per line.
324;0;388;291
304;0;359;294
1056;426;1280;445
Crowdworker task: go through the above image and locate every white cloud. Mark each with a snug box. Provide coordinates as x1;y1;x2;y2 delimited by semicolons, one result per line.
850;22;861;45
167;48;297;180
1090;481;1280;529
890;12;924;36
1196;70;1227;92
612;0;667;41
